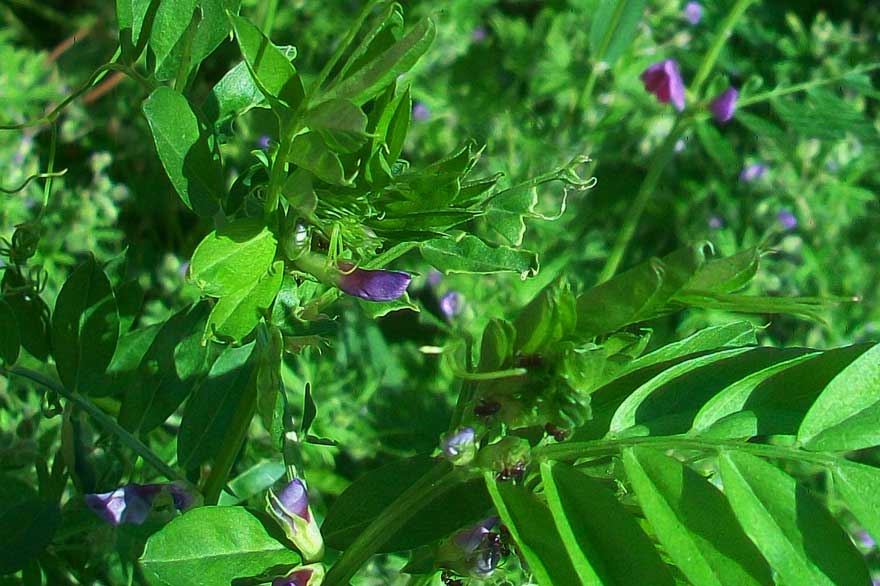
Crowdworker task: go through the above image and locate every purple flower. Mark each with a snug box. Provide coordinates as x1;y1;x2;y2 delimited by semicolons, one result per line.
427;269;443;287
338;263;411;302
412;101;430;121
271;564;324;586
258;135;272;150
708;215;724;230
442;517;505;578
684;2;703;25
710;87;739;123
777;209;797;230
641;59;686;112
740;163;768;182
85;483;192;526
857;530;877;549
472;27;487;42
440;291;463;318
441;427;476;464
267;479;324;561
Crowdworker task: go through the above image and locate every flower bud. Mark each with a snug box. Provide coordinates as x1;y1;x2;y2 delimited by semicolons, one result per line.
437;517;505;578
440;291;463;319
85;483;193;526
441;427;476;465
710;87;739;123
271;563;325;586
267;479;324;562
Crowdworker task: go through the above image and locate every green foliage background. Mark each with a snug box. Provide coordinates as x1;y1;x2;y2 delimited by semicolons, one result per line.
2;0;880;584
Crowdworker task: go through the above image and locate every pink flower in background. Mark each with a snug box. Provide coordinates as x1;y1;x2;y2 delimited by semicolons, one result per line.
641;60;686;111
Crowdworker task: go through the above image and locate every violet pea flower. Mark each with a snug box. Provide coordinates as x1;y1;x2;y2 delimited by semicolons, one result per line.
267;479;325;562
641;59;686;112
437;517;504;578
338;262;411;302
684;2;703;25
710;87;739;123
441;427;476;465
412;102;430;121
440;291;463;319
740;163;768;182
85;483;192;526
271;564;325;586
777;209;798;230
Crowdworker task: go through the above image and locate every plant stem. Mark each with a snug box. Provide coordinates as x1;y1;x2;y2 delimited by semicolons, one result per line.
597;120;687;282
323;462;462;586
3;366;189;485
574;0;628;113
261;0;280;34
202;387;257;504
690;0;758;99
735;62;880;109
535;435;841;467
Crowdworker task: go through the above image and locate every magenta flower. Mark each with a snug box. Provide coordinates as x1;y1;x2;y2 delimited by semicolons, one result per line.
684;2;703;25
85;483;192;526
710;87;739;123
740;163;768;182
641;60;686;111
338;263;411;302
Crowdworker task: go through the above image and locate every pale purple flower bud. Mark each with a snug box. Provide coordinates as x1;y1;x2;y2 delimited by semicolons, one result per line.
684;2;703;25
412;102;430;121
739;163;767;182
441;517;504;578
674;138;687;152
271;564;324;586
338;263;411;302
85;483;191;526
710;87;739;123
453;517;499;553
472;27;487;42
268;479;324;562
708;215;724;230
777;209;797;230
857;530;877;549
258;135;272;150
441;427;476;464
427;269;443;287
440;291;463;318
641;59;686;112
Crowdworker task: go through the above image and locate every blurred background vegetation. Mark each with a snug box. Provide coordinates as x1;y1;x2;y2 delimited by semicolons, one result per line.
2;1;879;583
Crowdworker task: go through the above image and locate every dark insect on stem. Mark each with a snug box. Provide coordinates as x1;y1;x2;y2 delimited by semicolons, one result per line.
496;460;526;482
474;399;501;417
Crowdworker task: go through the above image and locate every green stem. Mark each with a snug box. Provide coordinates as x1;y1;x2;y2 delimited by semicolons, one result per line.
39;123;58;217
536;435;840;467
323;462;462;586
202;388;257;504
3;366;189;485
597;120;687;282
690;0;758;99
261;0;280;34
735;62;880;109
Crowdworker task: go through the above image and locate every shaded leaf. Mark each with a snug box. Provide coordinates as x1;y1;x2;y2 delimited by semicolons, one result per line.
420;235;538;277
589;0;648;66
0;298;20;366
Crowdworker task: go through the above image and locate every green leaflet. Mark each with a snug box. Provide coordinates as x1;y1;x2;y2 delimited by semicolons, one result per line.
189;219;278;297
0;298;20;366
798;343;880;451
485;473;583;586
143;86;224;217
541;461;676;585
51;256;119;394
719;451;870;586
206;261;284;342
622;448;772;586
420;234;538;276
141;507;300;586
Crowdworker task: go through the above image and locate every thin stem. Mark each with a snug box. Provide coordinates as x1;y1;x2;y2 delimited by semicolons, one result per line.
690;0;758;99
597;120;687;282
323;462;462;586
0;169;67;194
736;62;880;109
3;366;189;485
39;123;58;217
261;0;280;34
574;0;628;113
536;435;841;467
